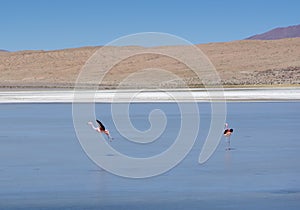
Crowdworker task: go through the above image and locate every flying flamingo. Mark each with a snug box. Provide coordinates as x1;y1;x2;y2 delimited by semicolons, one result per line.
88;119;114;141
223;123;233;150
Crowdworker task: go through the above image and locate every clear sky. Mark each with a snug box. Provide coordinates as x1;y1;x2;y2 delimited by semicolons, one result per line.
1;0;299;51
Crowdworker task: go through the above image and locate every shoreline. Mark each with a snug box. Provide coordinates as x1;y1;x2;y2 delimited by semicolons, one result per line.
1;87;300;103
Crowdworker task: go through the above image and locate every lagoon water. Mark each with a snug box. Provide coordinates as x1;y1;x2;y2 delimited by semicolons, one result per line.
0;102;300;209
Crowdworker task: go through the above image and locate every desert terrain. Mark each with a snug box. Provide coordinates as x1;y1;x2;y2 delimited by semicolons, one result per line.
0;38;300;89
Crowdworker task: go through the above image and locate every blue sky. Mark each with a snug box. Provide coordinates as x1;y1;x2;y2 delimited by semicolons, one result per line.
1;0;299;51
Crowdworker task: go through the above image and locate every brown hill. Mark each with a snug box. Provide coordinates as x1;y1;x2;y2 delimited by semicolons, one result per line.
246;24;300;40
0;38;300;89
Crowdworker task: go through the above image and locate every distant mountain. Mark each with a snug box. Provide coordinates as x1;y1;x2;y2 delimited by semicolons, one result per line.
0;49;8;52
246;24;300;40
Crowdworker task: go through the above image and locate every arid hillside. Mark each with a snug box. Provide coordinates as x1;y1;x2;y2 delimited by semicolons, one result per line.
246;24;300;40
0;38;300;89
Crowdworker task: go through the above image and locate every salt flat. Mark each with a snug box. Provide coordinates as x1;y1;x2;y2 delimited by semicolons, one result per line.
1;87;300;103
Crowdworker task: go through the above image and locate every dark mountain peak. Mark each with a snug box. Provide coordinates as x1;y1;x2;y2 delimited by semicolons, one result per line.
245;24;300;40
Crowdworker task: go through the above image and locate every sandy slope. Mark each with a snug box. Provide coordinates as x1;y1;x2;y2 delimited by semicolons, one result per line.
1;38;300;89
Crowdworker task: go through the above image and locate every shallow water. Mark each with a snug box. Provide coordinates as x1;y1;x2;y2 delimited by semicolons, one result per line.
0;102;299;209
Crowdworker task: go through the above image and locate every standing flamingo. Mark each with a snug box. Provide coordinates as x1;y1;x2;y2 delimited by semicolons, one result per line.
223;123;233;150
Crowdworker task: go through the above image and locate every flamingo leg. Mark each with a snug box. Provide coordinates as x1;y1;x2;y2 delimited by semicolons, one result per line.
226;135;231;150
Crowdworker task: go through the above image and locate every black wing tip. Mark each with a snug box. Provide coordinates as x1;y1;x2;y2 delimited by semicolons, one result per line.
224;128;233;134
96;119;105;130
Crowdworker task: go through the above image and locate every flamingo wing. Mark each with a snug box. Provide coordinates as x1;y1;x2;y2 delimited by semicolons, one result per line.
96;119;106;130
